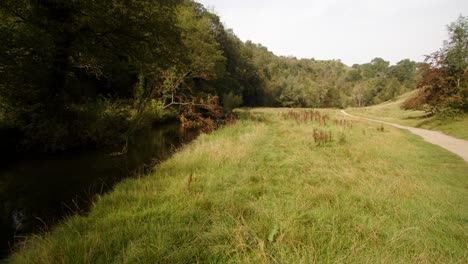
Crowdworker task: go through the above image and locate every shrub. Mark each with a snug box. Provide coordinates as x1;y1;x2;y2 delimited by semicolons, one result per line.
141;99;177;124
313;128;332;145
438;107;464;120
223;92;243;113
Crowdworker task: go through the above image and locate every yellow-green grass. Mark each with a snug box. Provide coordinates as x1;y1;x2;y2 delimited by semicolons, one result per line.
347;91;468;140
6;109;468;263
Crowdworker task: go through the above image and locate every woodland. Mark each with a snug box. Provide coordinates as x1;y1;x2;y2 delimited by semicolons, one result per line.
0;0;466;152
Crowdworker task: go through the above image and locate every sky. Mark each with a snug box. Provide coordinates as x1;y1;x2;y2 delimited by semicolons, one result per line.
195;0;468;66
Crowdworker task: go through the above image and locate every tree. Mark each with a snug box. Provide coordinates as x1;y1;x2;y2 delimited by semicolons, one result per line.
175;1;225;81
159;1;226;110
0;0;184;151
360;58;389;79
389;59;417;84
403;15;468;113
371;57;390;77
353;83;366;107
0;0;420;152
346;69;363;82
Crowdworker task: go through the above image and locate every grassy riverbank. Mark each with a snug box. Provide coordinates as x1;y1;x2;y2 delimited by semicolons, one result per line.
7;109;468;263
347;92;468;140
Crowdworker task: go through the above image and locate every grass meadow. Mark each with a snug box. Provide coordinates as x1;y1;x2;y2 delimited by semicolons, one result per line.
6;108;467;263
347;92;468;140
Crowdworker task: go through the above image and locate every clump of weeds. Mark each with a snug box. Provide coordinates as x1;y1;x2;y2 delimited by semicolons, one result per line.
313;128;333;146
281;110;329;126
334;119;354;129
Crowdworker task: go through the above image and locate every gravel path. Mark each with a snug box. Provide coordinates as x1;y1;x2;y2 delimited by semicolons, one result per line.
341;110;468;162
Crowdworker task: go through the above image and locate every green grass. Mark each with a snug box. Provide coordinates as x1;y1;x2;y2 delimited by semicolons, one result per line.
347;91;468;140
6;109;468;263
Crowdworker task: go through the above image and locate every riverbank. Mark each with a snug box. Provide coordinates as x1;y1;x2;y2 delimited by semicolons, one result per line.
0;123;199;259
6;109;467;263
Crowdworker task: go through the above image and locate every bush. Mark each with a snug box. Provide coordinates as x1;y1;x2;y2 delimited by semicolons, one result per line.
222;92;243;113
437;107;464;120
140;99;177;124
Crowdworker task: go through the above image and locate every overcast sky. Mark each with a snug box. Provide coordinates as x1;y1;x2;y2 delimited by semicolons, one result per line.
196;0;467;66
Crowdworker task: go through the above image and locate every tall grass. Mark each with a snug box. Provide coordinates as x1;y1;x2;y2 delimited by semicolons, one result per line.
6;109;468;263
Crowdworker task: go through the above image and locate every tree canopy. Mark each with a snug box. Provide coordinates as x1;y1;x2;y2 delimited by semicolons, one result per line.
0;0;420;152
403;15;467;114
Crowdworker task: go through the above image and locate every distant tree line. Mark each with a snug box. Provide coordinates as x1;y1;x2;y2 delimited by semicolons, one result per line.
243;42;417;108
0;0;419;152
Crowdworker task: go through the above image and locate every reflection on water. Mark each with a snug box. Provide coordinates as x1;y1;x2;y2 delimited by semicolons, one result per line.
0;123;199;258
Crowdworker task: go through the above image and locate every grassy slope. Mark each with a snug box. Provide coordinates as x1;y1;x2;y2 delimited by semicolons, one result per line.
347;91;468;140
7;109;468;263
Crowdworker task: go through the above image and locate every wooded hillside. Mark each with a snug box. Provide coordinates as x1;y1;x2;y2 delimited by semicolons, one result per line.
0;0;418;152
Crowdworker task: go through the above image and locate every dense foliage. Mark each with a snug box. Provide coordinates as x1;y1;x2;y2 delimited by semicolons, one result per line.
243;43;416;108
0;0;231;151
403;15;468;114
0;0;417;152
0;0;185;151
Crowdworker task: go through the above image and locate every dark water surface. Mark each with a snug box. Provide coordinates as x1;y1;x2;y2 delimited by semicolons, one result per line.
0;124;199;258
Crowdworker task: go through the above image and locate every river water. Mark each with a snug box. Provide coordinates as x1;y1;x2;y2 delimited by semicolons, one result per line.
0;123;199;258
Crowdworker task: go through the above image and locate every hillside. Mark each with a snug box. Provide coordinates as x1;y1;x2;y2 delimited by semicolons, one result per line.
7;109;467;263
347;91;468;140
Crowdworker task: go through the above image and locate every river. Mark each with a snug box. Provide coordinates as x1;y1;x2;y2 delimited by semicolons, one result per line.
0;123;199;258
